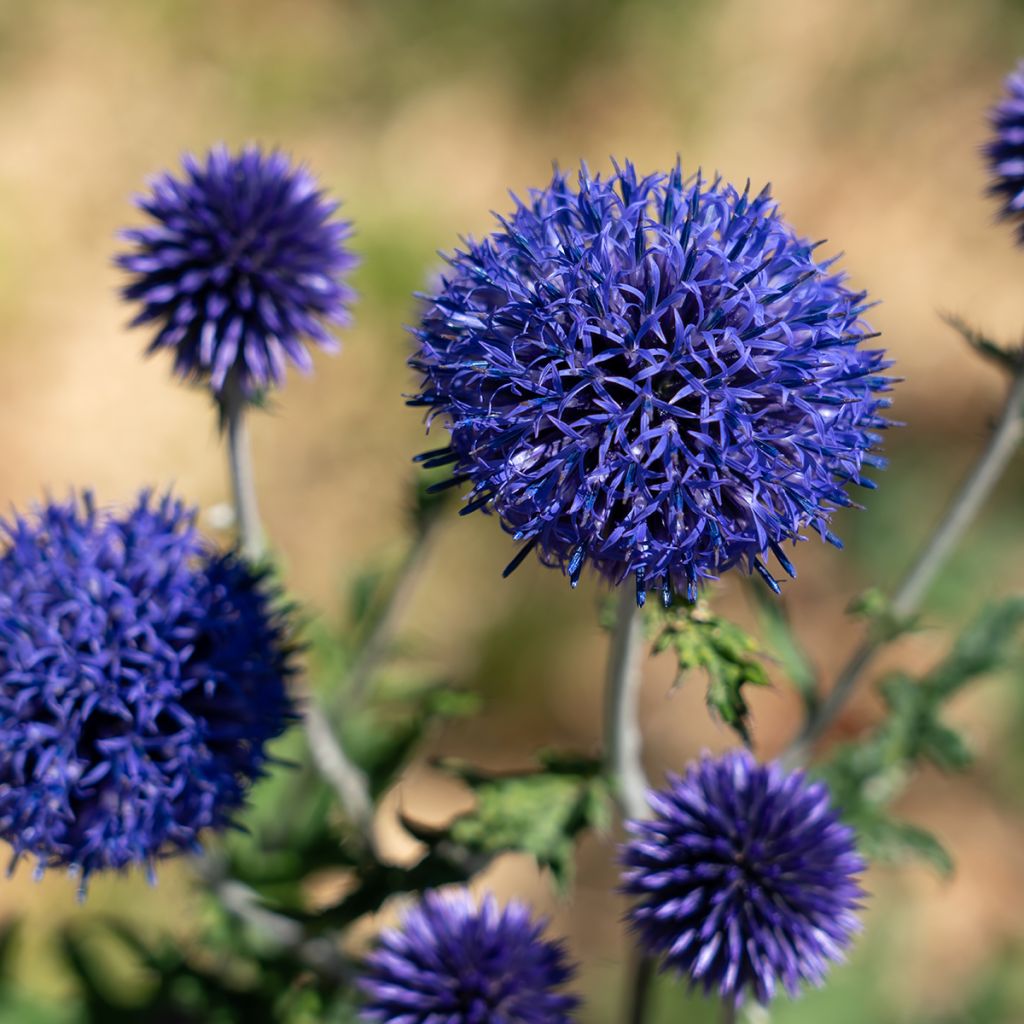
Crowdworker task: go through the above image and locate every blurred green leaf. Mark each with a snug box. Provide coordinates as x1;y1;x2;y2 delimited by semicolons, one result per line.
942;313;1024;374
412;751;611;890
750;586;818;711
649;601;769;742
820;597;1024;873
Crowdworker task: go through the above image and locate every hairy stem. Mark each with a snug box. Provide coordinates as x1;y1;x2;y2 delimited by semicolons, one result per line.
604;592;649;821
221;379;264;562
786;366;1024;765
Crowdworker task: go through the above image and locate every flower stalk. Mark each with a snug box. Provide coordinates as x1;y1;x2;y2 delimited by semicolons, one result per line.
222;376;265;563
786;362;1024;765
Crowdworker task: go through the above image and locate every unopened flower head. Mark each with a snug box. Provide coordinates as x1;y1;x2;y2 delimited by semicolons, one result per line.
0;491;294;885
118;144;357;398
410;162;891;605
620;750;865;1006
359;891;579;1023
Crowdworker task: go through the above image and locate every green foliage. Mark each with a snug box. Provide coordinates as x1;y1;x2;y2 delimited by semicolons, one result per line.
821;597;1024;875
649;601;770;742
749;586;818;712
942;313;1024;375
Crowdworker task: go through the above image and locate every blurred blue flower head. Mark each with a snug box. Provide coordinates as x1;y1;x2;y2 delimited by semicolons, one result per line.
359;890;580;1024
0;491;294;885
986;61;1024;241
118;144;357;398
620;750;865;1006
411;162;891;605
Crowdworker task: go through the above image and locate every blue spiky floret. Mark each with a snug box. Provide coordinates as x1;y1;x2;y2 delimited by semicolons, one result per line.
359;891;580;1023
410;162;892;605
0;491;294;886
620;751;865;1007
117;144;357;398
986;61;1024;242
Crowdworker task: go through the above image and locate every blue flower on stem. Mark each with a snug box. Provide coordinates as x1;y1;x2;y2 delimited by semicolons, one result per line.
410;162;891;605
0;491;295;887
118;144;357;397
620;751;865;1006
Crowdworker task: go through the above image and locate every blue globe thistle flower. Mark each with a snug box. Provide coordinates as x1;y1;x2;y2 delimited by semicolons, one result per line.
620;751;865;1006
410;162;891;605
0;491;295;886
359;891;580;1023
986;62;1024;240
117;144;357;397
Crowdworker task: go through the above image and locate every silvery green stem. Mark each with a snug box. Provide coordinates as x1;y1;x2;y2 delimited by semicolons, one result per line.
786;366;1024;766
721;1000;738;1024
604;590;653;1022
222;377;264;563
604;591;649;821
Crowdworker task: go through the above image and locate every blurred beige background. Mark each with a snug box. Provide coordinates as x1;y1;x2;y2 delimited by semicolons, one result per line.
1;1;1024;1020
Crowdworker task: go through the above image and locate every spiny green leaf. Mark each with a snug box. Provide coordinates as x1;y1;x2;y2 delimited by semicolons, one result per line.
649;601;769;742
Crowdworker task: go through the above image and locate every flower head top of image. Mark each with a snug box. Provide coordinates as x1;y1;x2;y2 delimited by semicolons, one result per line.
986;60;1024;241
410;161;891;605
118;144;357;399
359;890;580;1024
0;491;295;888
620;750;866;1006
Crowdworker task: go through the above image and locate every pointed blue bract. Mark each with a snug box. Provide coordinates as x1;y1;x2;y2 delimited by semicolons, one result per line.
118;144;357;397
620;751;866;1006
359;891;580;1023
0;492;294;885
410;162;892;603
986;61;1024;241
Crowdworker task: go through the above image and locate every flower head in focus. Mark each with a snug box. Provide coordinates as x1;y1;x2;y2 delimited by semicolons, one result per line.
986;61;1024;241
620;750;865;1006
0;491;295;886
359;890;579;1023
410;162;891;605
118;144;357;398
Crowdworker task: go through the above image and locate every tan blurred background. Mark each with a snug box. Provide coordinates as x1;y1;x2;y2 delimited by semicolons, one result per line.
2;0;1024;1020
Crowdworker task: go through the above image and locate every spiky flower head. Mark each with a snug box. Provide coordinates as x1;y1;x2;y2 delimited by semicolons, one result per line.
117;144;357;398
620;750;865;1006
986;61;1024;241
410;162;891;605
0;491;294;886
359;891;580;1024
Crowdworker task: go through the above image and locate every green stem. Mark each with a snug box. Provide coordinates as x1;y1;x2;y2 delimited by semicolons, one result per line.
721;1000;738;1024
604;592;648;820
221;377;264;562
785;365;1024;766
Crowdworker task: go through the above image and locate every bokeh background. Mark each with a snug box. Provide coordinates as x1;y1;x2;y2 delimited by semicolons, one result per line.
1;0;1024;1020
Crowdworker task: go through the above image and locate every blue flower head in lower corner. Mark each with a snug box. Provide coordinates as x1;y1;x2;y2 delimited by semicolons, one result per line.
359;890;580;1023
409;162;892;606
0;491;295;889
117;144;357;399
620;750;866;1007
986;60;1024;241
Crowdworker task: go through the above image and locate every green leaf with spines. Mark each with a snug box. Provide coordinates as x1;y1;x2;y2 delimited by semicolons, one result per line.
942;313;1024;374
648;600;770;742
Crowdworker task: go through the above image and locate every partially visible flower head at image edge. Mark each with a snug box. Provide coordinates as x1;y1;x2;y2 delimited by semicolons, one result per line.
986;59;1024;242
409;161;893;606
117;144;357;400
358;890;580;1024
620;750;866;1007
0;490;295;889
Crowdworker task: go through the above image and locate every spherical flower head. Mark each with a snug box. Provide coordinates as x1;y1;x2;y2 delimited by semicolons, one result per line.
0;491;295;885
620;751;866;1006
410;162;891;605
117;144;357;398
986;61;1024;240
359;891;580;1024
